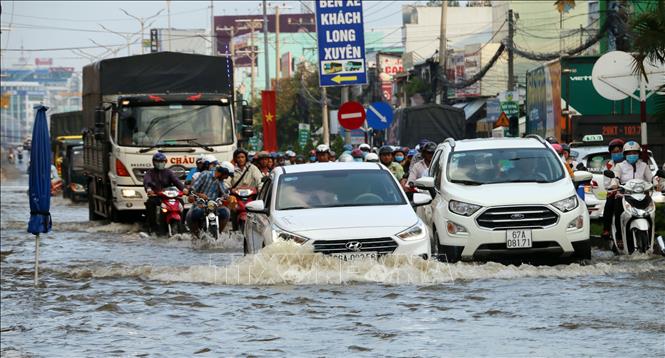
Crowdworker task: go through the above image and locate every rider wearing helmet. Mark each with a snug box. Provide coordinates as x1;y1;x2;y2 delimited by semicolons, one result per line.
256;151;272;175
364;153;379;163
315;144;331;163
552;144;574;178
407;142;436;187
226;148;263;190
600;138;626;239
393;147;406;164
545;136;559;144
560;143;578;169
350;148;364;162
308;149;317;163
188;165;233;236
285;150;297;165
143;152;187;233
379;145;404;180
185;154;208;185
329;150;337;162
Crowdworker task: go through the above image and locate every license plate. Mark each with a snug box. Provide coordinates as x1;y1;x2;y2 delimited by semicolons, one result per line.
506;230;532;248
330;251;378;262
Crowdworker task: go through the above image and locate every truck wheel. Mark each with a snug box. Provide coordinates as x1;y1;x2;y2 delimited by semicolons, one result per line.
88;196;103;221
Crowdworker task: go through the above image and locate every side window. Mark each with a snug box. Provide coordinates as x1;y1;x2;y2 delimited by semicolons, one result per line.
434;151;445;189
258;178;271;201
428;149;442;177
263;181;273;212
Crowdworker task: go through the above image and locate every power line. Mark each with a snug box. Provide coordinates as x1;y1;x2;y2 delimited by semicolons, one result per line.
7;7;208;23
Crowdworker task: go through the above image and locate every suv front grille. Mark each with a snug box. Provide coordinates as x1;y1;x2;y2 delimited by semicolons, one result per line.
312;238;398;255
476;206;558;230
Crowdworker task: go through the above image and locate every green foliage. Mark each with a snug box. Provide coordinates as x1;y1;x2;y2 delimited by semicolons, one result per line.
405;77;430;98
331;135;344;155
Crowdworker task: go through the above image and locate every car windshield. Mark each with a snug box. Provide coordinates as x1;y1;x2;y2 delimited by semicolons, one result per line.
117;104;234;147
447;148;565;185
276;170;406;210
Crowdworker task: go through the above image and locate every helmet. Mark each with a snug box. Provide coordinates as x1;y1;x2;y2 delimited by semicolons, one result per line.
407;149;417;157
545;136;559;144
220;161;235;175
551;143;563;154
329;150;336;158
195;154;206;165
422;142;437;153
257;151;270;159
365;153;379;162
351;148;364;158
316;144;330;153
343;144;353;152
215;166;231;176
338;153;354;162
608;138;625;151
233;148;248;159
418;138;431;148
379;146;394;155
561;143;570;153
152;152;167;170
623;141;640;153
206;154;218;164
286;150;296;158
358;143;371;152
269;152;279;159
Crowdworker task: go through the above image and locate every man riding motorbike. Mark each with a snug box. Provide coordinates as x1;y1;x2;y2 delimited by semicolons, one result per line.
187;166;232;237
379;145;404;180
227;148;263;189
315;144;331;163
185;155;208;185
407;142;436;187
601;138;625;239
143;152;187;233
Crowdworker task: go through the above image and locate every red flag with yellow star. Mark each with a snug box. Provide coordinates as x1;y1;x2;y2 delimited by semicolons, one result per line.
261;90;277;152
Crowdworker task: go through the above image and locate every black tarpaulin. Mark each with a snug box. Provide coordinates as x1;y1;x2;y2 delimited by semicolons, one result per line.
387;103;466;147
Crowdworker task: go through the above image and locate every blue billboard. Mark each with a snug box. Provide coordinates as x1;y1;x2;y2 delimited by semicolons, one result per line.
315;0;367;87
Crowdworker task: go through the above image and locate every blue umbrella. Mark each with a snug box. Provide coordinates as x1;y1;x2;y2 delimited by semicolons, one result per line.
27;105;52;286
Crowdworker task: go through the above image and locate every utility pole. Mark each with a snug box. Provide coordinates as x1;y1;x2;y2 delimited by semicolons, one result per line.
438;0;448;104
210;0;216;56
99;24;140;56
322;87;329;145
217;26;236;58
262;0;270;90
167;0;172;51
236;19;263;100
275;6;281;83
342;86;350;144
120;8;164;55
507;9;515;92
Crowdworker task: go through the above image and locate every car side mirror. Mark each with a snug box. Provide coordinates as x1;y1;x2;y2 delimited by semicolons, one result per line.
573;170;593;184
415;176;436;197
246;200;268;214
411;192;432;207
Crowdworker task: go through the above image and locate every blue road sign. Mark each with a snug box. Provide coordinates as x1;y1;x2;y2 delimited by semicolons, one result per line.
366;102;393;130
315;0;367;87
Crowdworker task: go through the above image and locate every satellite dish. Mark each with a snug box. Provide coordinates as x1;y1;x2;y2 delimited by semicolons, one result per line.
592;51;638;101
643;57;665;92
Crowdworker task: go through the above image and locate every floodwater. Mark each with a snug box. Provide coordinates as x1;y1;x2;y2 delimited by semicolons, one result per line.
1;167;664;357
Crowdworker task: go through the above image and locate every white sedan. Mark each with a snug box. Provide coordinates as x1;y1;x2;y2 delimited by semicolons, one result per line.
243;162;432;260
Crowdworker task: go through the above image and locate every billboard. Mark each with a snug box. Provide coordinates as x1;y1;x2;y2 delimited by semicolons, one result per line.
526;60;561;139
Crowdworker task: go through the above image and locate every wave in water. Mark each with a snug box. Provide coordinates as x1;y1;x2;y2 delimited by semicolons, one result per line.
61;241;665;286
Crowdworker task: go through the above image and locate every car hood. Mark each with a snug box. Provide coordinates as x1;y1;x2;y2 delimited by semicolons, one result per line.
273;205;418;233
445;179;576;207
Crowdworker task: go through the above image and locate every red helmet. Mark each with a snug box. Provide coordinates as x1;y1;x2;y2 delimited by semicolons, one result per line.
608;138;625;152
552;143;563;154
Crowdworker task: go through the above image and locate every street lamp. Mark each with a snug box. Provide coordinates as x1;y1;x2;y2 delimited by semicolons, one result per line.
120;8;165;55
99;24;140;56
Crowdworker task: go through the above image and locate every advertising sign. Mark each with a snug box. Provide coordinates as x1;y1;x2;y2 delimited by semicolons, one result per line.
315;0;367;87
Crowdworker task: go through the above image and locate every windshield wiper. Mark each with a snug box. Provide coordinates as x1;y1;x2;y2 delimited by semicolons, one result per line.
138;142;176;153
503;179;551;183
182;138;214;152
279;206;310;211
451;179;483;186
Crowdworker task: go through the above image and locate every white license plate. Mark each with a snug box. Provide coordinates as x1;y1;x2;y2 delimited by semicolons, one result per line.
330;251;378;262
506;230;532;248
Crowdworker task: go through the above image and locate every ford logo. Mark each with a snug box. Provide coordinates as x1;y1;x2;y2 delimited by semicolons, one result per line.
510;213;525;220
345;241;362;252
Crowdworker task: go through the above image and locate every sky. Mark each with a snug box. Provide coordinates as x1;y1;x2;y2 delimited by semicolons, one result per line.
1;0;416;70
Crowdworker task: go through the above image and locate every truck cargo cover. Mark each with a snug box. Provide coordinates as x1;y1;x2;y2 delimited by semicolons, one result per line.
387;103;465;147
83;52;233;96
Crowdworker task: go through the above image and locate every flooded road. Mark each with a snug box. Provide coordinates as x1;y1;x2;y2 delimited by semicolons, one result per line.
1;172;664;357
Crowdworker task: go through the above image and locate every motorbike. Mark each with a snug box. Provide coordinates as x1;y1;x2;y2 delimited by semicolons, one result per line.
17;151;23;163
157;186;185;237
191;194;225;240
226;186;258;232
611;179;656;255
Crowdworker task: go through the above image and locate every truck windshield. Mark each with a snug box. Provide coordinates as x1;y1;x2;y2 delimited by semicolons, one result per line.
447;148;565;185
117;104;233;147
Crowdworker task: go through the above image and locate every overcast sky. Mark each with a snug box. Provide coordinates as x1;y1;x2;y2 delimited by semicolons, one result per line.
1;1;415;70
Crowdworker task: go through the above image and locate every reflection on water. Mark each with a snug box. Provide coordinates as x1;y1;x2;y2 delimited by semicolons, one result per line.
1;180;664;357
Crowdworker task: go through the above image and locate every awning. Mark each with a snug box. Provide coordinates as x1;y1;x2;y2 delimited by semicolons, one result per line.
452;98;487;121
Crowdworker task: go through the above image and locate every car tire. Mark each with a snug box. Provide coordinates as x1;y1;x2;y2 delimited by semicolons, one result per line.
430;225;440;259
440;245;462;263
572;239;592;261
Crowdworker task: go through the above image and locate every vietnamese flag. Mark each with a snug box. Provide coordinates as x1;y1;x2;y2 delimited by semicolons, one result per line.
262;90;277;152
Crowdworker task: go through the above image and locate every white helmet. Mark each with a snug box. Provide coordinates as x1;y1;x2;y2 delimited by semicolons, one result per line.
286;150;296;157
359;143;371;151
338;153;354;162
623;141;640;153
220;161;235;173
316;144;330;153
364;153;379;162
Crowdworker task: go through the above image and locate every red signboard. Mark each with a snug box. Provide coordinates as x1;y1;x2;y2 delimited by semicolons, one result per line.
337;101;366;130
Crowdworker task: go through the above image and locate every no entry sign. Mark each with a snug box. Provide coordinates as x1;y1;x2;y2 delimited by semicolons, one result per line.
337;101;366;130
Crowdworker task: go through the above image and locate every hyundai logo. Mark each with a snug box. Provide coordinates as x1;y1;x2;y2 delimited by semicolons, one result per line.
510;213;525;220
345;241;362;252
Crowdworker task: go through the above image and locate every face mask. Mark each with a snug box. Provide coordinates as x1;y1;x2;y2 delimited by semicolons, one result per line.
611;153;624;163
309;156;316;162
395;156;404;162
625;154;639;164
155;161;166;170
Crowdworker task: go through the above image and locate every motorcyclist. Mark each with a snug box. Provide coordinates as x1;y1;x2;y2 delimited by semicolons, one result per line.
143;152;187;233
545;136;558;144
329;150;337;162
286;151;297;165
365;153;379;163
226;148;263;189
256;151;272;176
315;144;331;163
275;152;287;167
600;138;625;239
358;143;371;158
187;166;232;237
308;150;317;163
560;143;578;170
379;146;404;180
350;148;364;162
295;155;306;164
552;143;575;178
407;142;436;187
342;144;353;155
393;147;406;165
185;155;207;185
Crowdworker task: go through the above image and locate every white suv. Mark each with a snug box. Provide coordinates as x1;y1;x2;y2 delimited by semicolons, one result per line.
416;136;591;262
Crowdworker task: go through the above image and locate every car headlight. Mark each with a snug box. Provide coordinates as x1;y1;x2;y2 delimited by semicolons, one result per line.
396;220;427;241
551;195;578;212
272;226;309;244
449;200;482;216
